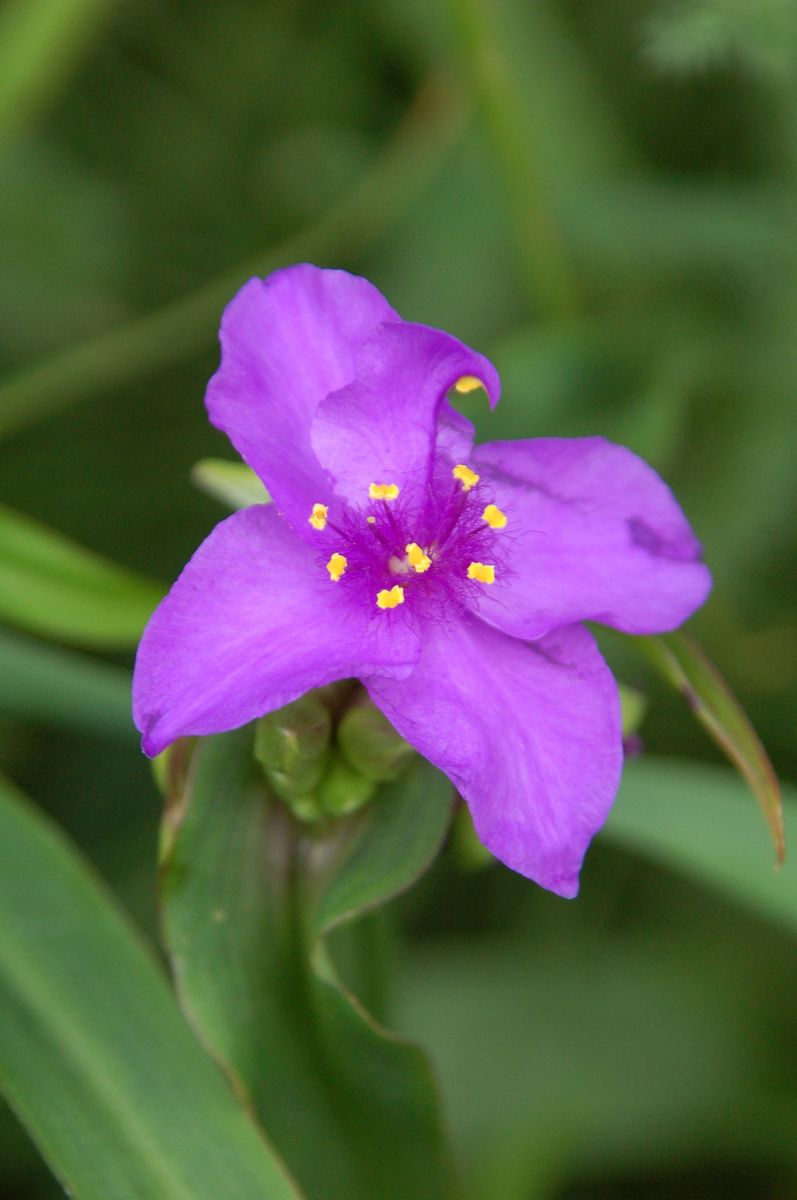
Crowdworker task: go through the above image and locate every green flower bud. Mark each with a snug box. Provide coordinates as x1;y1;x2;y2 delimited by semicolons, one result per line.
152;736;196;798
254;694;331;801
337;702;415;782
151;747;170;797
154;737;197;863
317;753;376;817
287;793;326;824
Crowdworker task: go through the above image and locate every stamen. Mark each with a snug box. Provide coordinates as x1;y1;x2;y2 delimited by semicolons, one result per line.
482;503;507;529
367;518;389;547
452;464;480;492
369;482;400;501
405;542;432;573
467;561;495;584
454;375;483;394
326;553;348;582
309;503;328;531
376;585;405;609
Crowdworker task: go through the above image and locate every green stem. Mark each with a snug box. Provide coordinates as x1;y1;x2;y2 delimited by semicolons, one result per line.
0;0;118;153
445;0;581;321
0;71;469;439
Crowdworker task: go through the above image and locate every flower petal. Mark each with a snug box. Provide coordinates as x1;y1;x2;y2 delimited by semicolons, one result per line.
436;402;476;464
311;323;499;505
133;505;420;757
471;437;712;639
205;265;399;535
365;616;621;896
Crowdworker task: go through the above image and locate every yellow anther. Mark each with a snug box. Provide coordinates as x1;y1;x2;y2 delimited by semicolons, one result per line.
376;585;405;609
405;543;432;573
453;464;480;492
366;515;376;524
482;503;507;530
326;553;348;582
309;503;328;531
369;482;400;501
454;375;483;394
467;561;496;584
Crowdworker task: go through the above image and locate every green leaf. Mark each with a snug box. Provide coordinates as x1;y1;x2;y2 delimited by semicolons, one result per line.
160;726;455;1200
0;503;163;648
192;458;271;509
607;757;797;936
638;630;784;864
0;771;303;1200
644;0;797;81
0;627;134;738
402;764;797;1199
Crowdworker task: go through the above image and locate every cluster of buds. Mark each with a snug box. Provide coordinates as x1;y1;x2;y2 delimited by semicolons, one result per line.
253;684;416;823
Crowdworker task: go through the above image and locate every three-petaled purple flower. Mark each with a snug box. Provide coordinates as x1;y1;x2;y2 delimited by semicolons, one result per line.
133;265;711;896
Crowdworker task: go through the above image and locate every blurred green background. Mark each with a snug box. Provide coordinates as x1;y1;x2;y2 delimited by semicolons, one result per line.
1;0;796;1196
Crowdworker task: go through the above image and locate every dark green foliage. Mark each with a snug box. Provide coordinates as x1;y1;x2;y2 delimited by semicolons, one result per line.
1;1;796;1197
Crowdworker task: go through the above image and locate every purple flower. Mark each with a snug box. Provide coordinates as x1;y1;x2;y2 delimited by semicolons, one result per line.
133;265;711;896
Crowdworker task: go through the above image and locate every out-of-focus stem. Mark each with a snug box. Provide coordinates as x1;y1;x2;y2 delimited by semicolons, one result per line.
0;0;119;153
445;0;581;321
0;72;470;439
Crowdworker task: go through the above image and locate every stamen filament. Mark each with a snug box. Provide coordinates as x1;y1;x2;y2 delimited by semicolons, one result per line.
436;492;470;552
366;517;389;545
381;499;402;541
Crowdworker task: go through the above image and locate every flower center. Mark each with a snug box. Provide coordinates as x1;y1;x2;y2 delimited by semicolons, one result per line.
308;466;507;612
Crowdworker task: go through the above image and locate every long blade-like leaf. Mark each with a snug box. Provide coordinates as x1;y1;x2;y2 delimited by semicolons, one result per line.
0;627;134;737
0;773;303;1200
0;503;163;648
161;727;455;1200
639;630;784;864
191;459;271;510
607;757;796;936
